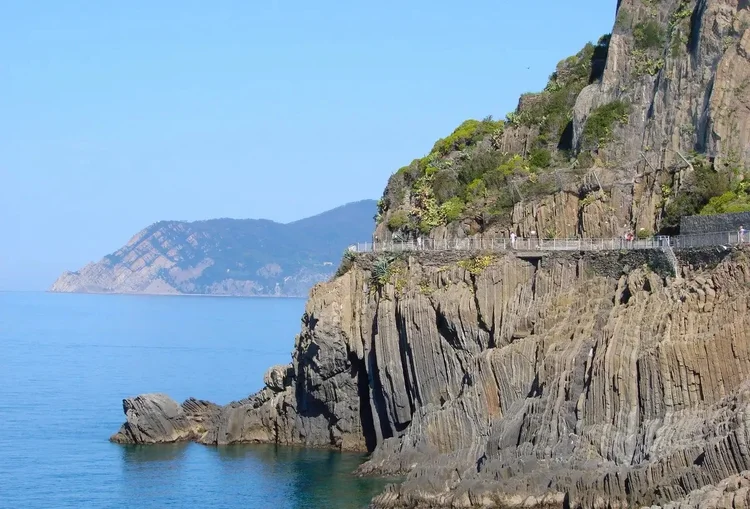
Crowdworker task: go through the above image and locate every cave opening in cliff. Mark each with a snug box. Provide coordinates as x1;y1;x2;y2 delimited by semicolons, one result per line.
694;451;705;466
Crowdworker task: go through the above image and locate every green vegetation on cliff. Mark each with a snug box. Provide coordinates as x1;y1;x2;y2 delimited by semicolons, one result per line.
580;101;630;150
701;188;750;215
430;119;503;157
378;36;613;236
376;0;750;239
660;155;750;232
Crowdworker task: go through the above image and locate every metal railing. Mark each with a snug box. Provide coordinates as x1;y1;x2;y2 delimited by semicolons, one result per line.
672;231;745;248
347;231;749;254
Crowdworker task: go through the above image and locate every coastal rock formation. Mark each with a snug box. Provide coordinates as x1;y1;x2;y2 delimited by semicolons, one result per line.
653;471;750;508
110;0;750;506
50;200;376;298
110;394;221;444
113;245;750;507
263;364;293;392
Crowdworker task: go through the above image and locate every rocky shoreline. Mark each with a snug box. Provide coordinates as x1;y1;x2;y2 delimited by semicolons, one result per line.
109;0;750;504
111;247;750;508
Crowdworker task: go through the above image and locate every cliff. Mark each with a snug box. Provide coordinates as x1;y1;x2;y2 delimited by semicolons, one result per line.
109;0;750;506
111;246;750;507
50;200;376;297
374;0;750;242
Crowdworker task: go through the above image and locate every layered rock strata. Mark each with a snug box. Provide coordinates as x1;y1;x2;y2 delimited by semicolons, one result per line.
110;394;221;444
112;246;750;507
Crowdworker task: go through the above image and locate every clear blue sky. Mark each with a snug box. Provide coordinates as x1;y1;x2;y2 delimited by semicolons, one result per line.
0;1;616;290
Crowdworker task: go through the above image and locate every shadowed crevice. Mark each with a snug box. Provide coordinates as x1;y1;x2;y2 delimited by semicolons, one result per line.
350;352;378;452
368;307;394;442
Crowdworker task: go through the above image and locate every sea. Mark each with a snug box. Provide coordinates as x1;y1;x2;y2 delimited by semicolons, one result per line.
0;292;391;509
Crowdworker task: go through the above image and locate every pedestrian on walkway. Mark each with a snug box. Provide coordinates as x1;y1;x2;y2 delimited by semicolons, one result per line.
530;230;540;249
510;231;517;249
740;225;746;243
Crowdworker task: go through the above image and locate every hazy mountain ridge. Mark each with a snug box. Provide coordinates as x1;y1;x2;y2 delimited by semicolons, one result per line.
50;200;376;297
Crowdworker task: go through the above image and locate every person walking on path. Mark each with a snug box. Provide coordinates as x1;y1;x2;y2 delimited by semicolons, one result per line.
530;230;540;249
510;232;517;249
740;226;746;243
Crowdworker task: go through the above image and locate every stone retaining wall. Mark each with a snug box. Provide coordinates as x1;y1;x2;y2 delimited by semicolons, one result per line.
681;212;750;234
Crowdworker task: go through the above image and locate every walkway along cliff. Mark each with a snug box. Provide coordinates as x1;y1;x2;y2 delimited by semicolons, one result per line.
111;0;750;506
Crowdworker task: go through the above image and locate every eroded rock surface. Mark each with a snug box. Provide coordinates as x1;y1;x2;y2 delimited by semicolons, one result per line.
112;246;750;507
110;393;221;444
264;364;293;392
651;470;750;508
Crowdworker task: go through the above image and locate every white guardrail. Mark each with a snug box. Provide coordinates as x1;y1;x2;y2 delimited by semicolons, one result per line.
348;231;749;254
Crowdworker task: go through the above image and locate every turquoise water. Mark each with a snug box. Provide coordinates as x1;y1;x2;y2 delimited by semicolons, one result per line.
0;292;388;508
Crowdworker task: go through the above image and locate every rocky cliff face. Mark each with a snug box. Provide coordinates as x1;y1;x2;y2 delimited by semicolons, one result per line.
109;1;750;507
374;0;750;243
112;245;750;507
50;200;376;297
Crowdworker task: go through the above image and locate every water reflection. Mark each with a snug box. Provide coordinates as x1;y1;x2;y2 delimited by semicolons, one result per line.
214;444;393;509
119;442;190;463
117;442;196;504
114;441;393;508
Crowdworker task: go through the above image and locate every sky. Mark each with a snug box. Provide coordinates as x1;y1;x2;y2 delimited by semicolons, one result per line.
0;1;616;290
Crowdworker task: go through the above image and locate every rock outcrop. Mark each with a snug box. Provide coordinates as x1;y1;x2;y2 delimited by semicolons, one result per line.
110;394;221;444
653;471;750;508
112;245;750;507
373;0;750;243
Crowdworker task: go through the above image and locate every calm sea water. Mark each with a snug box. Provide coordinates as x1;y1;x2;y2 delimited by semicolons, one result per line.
0;292;389;509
